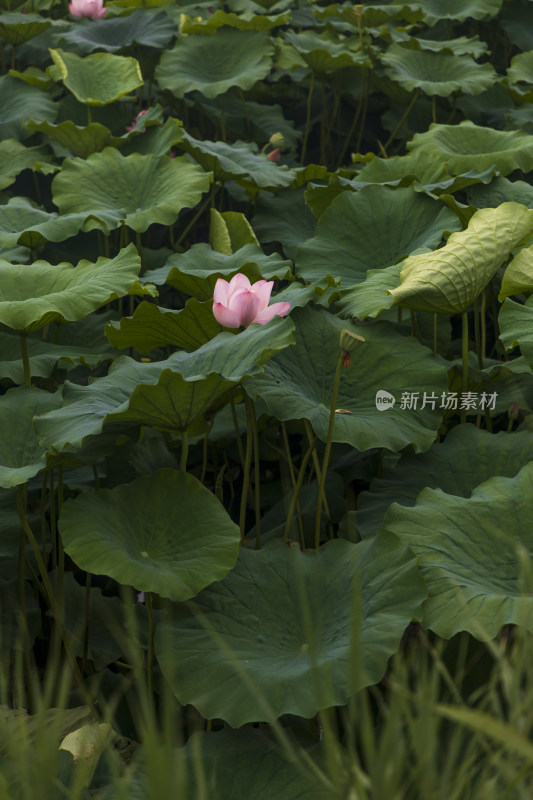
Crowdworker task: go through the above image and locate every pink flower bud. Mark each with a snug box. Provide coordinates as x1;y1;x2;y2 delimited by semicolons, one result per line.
268;148;281;163
125;109;149;133
69;0;106;18
508;402;519;421
212;273;290;328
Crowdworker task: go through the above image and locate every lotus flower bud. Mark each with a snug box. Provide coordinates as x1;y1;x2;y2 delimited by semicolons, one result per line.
213;273;290;328
267;148;281;163
508;402;519;421
269;132;285;150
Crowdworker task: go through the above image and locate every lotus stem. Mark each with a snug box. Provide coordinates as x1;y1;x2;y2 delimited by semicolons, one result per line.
20;332;31;385
180;431;188;472
314;354;343;549
239;389;255;541
304;419;330;516
146;591;155;701
301;72;315;164
281;421;304;543
82;573;91;676
433;313;437;356
175;186;218;249
243;392;261;549
461;311;469;424
284;434;317;547
384;92;419;151
16;485;98;716
481;290;487;362
337;72;366;168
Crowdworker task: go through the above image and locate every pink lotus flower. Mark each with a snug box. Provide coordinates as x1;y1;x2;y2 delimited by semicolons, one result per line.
268;148;281;163
213;273;291;328
69;0;106;17
125;109;149;132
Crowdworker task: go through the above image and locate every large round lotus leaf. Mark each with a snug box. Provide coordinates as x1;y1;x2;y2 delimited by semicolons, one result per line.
178;133;294;190
0;197;87;248
251;186;316;259
383;462;533;640
35;317;295;451
407;0;502;24
105;299;222;354
144;243;291;299
52;148;211;234
0;140;56;190
0;385;62;488
59;10;176;54
0;244;151;333
413;35;489;58
25;119;124;159
294;185;459;288
156;28;273;98
177;729;328;800
180;9;290;34
500;243;533;299
155;536;426;726
355;150;448;187
283;30;368;72
336;262;402;320
468;177;533;209
0;75;56;140
246;306;448;453
49;49;143;106
380;45;496;96
0;12;52;45
407;121;533;176
499;296;533;371
356;425;533;538
389;203;533;314
59;469;240;601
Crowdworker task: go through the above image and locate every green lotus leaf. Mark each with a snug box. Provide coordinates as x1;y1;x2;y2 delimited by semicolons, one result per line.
8;66;54;89
0;140;56;190
295;185;459;288
180;9;290;33
500;243;533;299
59;10;176;54
407;121;533;176
336;262;402;319
468;177;533;209
355;149;449;187
389;203;533;314
381;44;496;96
413;35;489;58
357;425;533;539
252;186;316;259
407;0;502;24
143;243;292;299
25;119;125;159
246;306;448;453
178;133;293;190
283;30;368;72
0;75;56;140
156;28;274;99
506;51;533;100
382;462;533;640
178;729;328;800
105;299;222;354
35;316;295;450
0;12;52;46
0;312;118;383
0;197;88;248
0;244;151;333
155;536;426;726
49;49;143;106
209;209;259;254
59;469;240;601
502;0;533;51
119;117;184;157
499;296;533;371
52;148;211;233
0;385;62;488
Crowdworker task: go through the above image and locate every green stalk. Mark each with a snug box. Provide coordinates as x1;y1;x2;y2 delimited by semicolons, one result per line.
304;419;330;516
300;72;315;164
146;592;155;702
239;390;254;541
243;393;261;549
82;573;91;676
383;91;419;151
175;186;219;249
481;290;487;362
337;73;366;168
283;435;317;546
474;296;483;369
461;311;469;424
230;388;245;469
314;354;343;549
433;313;437;357
16;486;98;716
20;333;31;385
281;422;304;543
180;431;188;472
